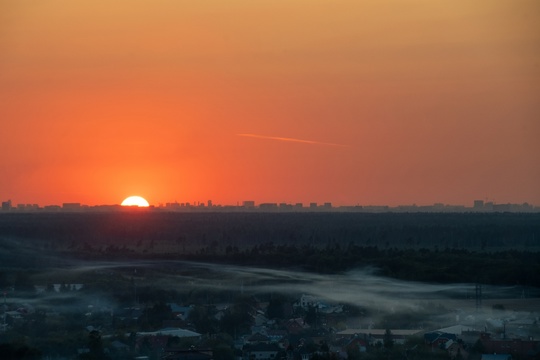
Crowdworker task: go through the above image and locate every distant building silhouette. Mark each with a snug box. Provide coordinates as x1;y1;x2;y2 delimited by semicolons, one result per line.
493;203;511;212
62;203;81;210
1;200;12;211
259;203;278;210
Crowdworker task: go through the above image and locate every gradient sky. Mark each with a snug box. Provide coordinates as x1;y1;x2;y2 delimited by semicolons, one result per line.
1;0;539;206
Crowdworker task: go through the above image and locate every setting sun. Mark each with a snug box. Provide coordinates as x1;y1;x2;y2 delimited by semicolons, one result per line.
121;196;150;207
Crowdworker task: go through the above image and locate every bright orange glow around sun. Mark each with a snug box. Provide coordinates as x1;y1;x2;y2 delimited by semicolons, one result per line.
121;196;150;207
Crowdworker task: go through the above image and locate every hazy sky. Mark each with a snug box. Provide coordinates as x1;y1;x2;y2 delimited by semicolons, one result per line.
1;0;539;206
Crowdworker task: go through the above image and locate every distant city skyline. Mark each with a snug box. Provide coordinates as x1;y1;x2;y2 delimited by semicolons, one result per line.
3;194;540;209
1;198;538;213
1;1;539;208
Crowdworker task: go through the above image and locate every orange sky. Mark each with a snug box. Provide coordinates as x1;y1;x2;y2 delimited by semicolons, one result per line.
1;0;539;206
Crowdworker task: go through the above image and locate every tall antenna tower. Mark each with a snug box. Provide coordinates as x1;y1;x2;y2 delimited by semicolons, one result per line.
1;291;6;332
475;284;482;310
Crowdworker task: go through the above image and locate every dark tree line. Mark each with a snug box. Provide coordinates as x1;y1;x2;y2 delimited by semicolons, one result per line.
1;212;539;254
184;244;540;288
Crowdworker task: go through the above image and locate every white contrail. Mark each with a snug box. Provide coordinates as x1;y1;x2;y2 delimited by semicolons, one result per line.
237;133;348;147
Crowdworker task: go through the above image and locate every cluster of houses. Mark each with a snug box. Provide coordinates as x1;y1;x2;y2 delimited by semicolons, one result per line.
421;323;540;360
113;295;539;360
2;290;539;360
125;320;539;360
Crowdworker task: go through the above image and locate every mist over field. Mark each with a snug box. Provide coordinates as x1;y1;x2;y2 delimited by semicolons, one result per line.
1;212;539;359
1;237;537;317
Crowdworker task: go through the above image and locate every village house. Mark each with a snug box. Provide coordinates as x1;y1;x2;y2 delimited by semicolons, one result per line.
480;355;512;360
480;333;539;359
161;348;214;360
344;335;368;354
284;318;309;335
247;333;271;344
167;303;193;321
337;329;422;346
299;295;318;309
424;331;458;349
444;339;469;360
243;343;282;360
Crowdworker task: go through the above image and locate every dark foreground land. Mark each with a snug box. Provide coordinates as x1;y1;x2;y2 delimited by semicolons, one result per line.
1;211;539;286
0;212;539;360
1;211;539;249
1;211;539;251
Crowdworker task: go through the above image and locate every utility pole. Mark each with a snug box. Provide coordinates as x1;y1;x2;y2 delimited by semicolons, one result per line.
2;291;6;332
475;284;482;310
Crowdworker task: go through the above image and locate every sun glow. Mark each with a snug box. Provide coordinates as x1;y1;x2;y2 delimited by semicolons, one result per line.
121;196;150;207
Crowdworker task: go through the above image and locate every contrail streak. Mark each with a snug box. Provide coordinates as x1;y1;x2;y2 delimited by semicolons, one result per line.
237;133;348;147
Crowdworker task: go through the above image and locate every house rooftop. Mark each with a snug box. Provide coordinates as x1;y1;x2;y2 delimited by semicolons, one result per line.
481;355;512;360
434;324;477;335
337;329;422;336
137;328;201;338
